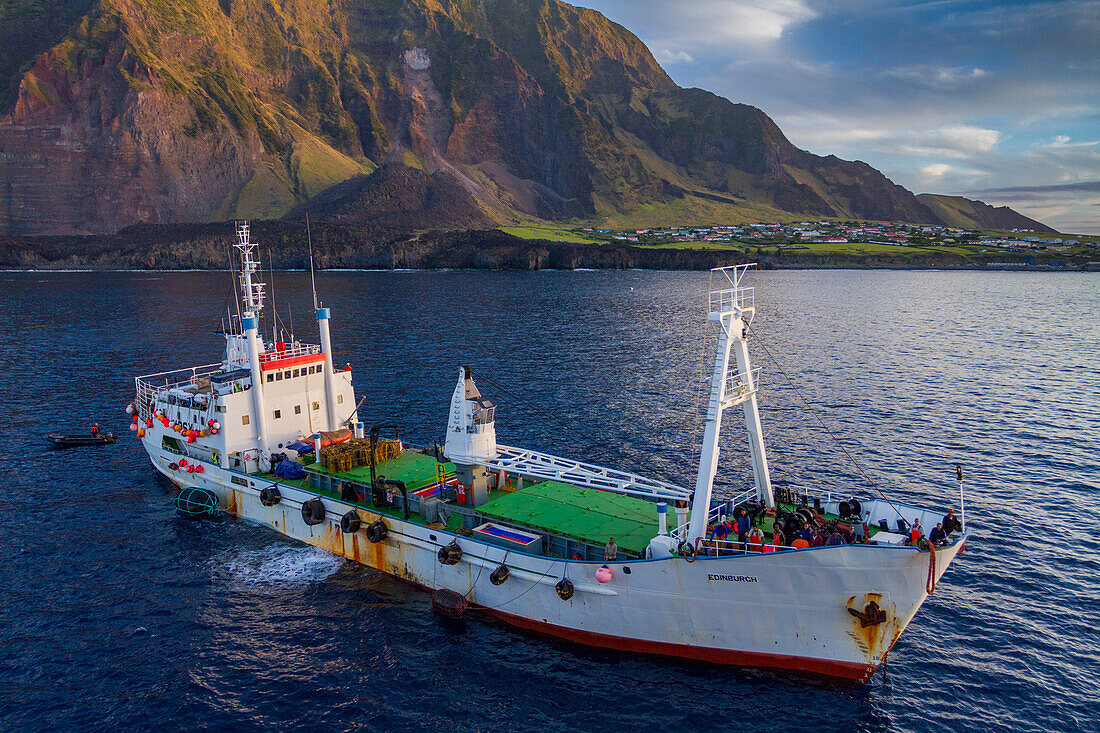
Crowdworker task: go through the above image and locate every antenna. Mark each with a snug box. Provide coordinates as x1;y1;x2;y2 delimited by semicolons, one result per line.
268;252;277;341
307;214;319;310
229;247;242;329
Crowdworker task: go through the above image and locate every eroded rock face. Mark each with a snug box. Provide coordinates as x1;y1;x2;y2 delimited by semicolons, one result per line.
0;0;958;236
0;18;264;235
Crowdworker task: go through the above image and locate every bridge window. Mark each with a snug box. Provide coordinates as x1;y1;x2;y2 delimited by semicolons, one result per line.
337;394;344;404
273;410;281;419
294;405;301;414
267;373;274;382
275;372;282;381
293;369;299;378
313;401;320;411
242;415;250;425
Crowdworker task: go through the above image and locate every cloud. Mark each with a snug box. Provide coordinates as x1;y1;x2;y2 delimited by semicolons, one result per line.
898;125;1002;159
920;163;951;179
883;65;989;89
657;49;695;64
970;181;1100;196
578;0;817;44
963;181;1100;234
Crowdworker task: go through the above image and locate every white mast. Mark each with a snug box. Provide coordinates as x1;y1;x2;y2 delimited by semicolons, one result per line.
687;265;774;543
234;221;272;466
305;216;340;431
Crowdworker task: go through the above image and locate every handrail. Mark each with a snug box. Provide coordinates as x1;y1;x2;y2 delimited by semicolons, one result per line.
135;364;225;420
136;363;222;383
258;342;322;362
721;365;760;406
708;264;756;314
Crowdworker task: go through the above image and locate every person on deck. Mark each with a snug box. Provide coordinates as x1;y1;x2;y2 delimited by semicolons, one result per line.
826;530;845;546
605;538;618;562
942;509;962;535
747;525;765;551
809;528;824;547
91;423;100;436
909;518;923;545
929;523;947;546
771;529;786;548
735;509;751;546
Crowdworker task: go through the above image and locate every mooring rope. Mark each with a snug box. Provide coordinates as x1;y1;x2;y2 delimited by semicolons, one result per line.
926;543;937;595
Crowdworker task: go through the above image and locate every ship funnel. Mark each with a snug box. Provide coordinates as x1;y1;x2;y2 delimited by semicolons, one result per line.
444;366;498;464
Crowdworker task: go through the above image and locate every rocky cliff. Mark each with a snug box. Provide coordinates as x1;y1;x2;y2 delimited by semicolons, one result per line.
0;0;1047;235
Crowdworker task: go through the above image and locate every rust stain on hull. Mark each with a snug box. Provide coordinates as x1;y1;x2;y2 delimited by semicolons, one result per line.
845;592;897;667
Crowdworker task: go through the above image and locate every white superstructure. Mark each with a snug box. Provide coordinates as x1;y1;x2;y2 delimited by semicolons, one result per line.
131;232;968;683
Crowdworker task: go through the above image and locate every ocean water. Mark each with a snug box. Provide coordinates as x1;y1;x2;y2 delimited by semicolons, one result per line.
0;269;1097;732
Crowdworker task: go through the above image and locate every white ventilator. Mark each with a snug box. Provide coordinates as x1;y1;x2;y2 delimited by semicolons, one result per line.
444;367;498;462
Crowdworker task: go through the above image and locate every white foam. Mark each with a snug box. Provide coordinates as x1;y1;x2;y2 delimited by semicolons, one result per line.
219;545;344;588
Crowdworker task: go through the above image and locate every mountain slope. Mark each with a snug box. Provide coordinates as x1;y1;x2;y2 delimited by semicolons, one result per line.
0;0;1047;235
916;194;1056;233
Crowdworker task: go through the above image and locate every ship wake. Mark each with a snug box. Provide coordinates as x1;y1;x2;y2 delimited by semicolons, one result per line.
217;545;344;588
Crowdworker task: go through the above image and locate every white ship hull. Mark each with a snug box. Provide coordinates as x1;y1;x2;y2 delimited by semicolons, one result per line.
148;443;963;682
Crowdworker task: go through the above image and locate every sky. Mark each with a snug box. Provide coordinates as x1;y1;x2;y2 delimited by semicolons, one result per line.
576;0;1100;234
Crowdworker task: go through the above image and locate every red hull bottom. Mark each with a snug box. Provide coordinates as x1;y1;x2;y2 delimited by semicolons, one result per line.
482;607;878;683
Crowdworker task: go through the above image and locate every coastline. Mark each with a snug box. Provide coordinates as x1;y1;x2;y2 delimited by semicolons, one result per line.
1;222;1094;272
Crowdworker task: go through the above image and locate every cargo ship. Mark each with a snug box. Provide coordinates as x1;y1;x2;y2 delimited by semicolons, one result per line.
129;222;968;682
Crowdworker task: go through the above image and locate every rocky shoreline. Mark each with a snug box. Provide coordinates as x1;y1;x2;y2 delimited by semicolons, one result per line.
0;222;1090;271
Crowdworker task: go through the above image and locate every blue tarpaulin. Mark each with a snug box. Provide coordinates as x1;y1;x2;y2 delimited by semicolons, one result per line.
274;459;307;480
286;440;314;454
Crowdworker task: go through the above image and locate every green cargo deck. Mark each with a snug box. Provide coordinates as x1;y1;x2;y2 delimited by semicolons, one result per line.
308;451;454;490
260;451;881;557
477;480;659;555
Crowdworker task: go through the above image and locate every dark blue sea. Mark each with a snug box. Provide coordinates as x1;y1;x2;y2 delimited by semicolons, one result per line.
1;269;1097;732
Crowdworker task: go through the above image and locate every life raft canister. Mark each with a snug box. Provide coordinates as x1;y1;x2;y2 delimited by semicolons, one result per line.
260;485;281;506
302;497;326;526
555;578;575;600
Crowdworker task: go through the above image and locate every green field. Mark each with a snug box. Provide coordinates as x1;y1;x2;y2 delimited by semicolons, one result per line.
500;225;603;244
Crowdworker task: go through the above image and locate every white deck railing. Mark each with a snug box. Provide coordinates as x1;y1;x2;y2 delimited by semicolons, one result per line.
258;342;322;363
134;363;222;419
721;366;760;407
709;264;756;314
